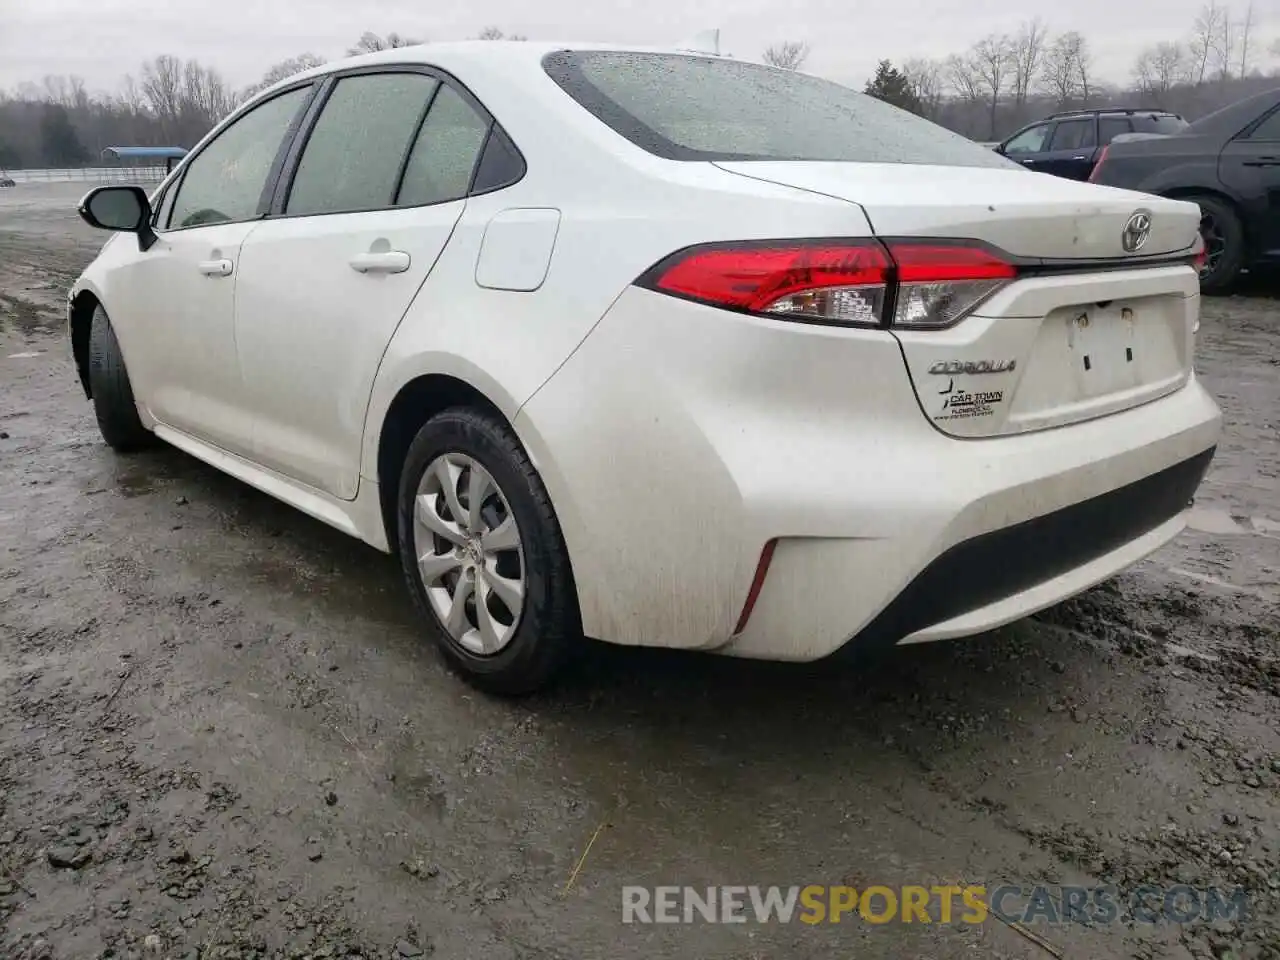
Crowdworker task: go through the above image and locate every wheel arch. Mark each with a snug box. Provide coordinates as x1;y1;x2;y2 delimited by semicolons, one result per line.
68;288;103;400
371;367;529;554
1159;186;1253;251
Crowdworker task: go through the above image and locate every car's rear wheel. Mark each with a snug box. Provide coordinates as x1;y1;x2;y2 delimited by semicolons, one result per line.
1192;194;1245;294
396;407;580;696
88;305;152;452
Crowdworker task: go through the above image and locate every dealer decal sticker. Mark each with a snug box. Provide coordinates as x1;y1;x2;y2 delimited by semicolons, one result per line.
935;378;1003;421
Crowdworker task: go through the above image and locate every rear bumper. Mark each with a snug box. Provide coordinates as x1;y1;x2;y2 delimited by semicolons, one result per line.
833;446;1213;654
515;287;1222;660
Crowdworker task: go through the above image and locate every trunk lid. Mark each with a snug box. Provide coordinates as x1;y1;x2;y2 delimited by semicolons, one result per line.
713;161;1198;260
714;160;1202;438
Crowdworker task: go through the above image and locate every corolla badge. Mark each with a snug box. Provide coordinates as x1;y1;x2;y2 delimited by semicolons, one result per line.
1122;210;1152;253
928;359;1016;375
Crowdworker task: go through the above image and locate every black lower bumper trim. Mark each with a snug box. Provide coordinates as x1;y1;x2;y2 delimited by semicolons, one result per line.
840;446;1216;656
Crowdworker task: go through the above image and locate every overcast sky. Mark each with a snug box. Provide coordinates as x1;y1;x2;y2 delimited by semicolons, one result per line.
1;0;1275;93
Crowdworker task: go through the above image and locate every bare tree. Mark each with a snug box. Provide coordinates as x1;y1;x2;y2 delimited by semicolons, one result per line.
902;57;944;118
141;55;184;136
1212;6;1237;81
1134;41;1188;97
1189;1;1225;84
1237;2;1256;77
944;53;983;105
346;31;420;56
762;41;810;71
970;34;1014;138
1040;31;1091;105
1010;19;1049;115
475;27;527;40
241;54;326;99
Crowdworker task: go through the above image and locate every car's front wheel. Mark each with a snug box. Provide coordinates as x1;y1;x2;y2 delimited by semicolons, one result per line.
1192;194;1245;294
396;407;580;695
87;304;152;452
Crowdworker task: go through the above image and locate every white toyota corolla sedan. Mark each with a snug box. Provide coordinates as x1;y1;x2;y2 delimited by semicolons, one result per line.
68;42;1222;694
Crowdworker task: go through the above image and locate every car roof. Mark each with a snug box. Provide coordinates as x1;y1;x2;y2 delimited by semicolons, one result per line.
1047;107;1180;119
263;40;727;92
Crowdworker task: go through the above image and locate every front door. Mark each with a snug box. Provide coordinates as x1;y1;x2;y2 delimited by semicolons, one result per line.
129;85;314;456
234;71;495;499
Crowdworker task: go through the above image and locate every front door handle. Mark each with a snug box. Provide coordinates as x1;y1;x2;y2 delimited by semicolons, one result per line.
198;259;233;277
349;251;411;274
1242;157;1280;167
1072;155;1088;160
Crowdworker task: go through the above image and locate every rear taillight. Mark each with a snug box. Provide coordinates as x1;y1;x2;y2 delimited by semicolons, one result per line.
890;242;1016;329
1088;145;1109;182
638;238;1016;330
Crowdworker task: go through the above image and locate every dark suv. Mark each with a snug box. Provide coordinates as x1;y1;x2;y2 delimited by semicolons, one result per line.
996;108;1190;180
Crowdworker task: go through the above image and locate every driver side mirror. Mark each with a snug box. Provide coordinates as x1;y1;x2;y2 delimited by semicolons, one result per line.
78;185;157;251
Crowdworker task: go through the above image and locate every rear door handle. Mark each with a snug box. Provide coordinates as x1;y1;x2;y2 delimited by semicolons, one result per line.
197;259;233;277
1242;157;1280;166
349;251;411;274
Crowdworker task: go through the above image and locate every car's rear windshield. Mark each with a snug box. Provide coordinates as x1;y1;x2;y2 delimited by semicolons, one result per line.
1130;114;1189;134
542;50;1017;168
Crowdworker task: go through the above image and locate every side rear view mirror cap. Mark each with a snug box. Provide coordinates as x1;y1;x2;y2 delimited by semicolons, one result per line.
78;185;157;251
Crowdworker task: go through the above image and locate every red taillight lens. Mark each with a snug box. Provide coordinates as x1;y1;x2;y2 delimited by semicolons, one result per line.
640;238;1016;329
1088;145;1109;182
648;241;891;325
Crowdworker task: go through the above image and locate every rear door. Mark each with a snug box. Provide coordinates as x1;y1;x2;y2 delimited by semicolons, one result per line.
1217;105;1280;259
233;68;497;499
1037;116;1098;180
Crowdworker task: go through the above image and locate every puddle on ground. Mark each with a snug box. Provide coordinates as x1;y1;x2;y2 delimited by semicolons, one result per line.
1186;505;1277;536
6;351;42;359
115;473;157;498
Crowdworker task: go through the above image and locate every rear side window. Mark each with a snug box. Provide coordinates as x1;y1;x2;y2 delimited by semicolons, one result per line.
169;86;310;230
1131;114;1189;135
396;84;491;207
1048;119;1095;151
543;51;1016;168
1099;117;1132;144
287;73;438;216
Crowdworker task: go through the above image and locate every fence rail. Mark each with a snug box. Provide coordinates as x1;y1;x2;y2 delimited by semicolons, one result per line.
4;166;169;184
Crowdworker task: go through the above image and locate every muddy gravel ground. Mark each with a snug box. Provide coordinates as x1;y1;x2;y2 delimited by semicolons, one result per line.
1;182;1278;960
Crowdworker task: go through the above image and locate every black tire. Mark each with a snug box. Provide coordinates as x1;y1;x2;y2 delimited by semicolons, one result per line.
1192;194;1245;295
396;407;580;696
87;305;152;452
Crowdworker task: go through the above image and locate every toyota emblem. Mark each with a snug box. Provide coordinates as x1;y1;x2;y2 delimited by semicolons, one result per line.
1122;210;1152;253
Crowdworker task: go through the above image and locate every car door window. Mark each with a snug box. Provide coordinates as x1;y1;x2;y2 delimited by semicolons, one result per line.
1048;119;1095;151
1003;124;1051;155
1099;117;1132;145
396;84;492;207
168;87;310;230
286;73;439;216
1248;108;1280;141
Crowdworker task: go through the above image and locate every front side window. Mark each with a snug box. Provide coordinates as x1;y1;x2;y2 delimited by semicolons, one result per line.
1248;108;1280;141
396;84;492;207
544;51;1016;168
1003;124;1052;155
168;86;310;230
287;72;438;216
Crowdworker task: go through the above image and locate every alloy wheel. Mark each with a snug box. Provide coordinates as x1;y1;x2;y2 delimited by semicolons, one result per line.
412;452;526;656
